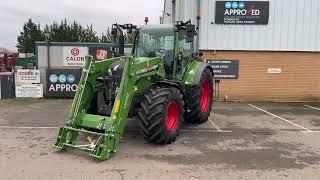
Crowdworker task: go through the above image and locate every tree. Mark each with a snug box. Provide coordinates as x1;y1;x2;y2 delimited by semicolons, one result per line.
81;24;99;42
43;19;100;43
125;31;136;44
17;19;45;53
16;18;133;53
105;27;136;44
100;27;113;43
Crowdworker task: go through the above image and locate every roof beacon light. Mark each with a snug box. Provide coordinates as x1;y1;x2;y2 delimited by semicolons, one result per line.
144;17;149;25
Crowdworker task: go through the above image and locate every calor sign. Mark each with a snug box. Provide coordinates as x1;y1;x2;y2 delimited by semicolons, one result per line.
63;47;88;66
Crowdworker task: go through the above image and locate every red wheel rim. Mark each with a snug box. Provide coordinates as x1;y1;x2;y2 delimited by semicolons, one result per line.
200;80;211;113
165;101;179;131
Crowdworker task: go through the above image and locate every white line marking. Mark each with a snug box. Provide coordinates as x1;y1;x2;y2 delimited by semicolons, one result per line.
207;117;232;132
0;126;233;133
0;126;58;129
208;118;222;131
301;162;312;166
305;105;320;111
217;130;232;133
249;104;313;132
301;131;320;133
181;129;232;133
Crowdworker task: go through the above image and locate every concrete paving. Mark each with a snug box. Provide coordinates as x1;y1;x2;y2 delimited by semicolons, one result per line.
0;99;320;179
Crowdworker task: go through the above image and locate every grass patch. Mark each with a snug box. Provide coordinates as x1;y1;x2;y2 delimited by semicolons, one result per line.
0;98;45;105
0;98;71;105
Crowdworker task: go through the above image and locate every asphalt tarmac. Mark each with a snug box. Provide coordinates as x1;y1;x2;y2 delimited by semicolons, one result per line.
1;99;319;179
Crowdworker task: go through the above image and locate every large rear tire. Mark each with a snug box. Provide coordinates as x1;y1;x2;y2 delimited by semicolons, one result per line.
185;68;213;123
138;86;184;144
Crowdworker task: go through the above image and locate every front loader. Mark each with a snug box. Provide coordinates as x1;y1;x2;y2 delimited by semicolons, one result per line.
54;20;214;160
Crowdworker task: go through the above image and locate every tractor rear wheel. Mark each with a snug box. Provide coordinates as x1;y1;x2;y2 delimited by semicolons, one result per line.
138;86;184;144
185;68;213;123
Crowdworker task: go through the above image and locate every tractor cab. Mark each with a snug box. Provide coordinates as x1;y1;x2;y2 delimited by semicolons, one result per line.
133;22;196;79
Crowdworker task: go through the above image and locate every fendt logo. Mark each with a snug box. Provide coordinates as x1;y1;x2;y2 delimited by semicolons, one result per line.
71;48;80;56
224;1;260;16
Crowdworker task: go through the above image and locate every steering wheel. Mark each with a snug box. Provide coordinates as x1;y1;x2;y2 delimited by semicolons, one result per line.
158;48;167;55
155;48;167;57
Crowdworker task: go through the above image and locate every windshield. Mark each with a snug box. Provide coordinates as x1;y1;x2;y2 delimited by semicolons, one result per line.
134;27;174;58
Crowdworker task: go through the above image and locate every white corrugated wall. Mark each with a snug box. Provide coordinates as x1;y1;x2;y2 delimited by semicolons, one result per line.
175;0;197;23
162;0;173;24
164;0;320;52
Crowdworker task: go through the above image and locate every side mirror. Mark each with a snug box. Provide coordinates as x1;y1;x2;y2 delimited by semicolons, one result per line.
186;24;196;42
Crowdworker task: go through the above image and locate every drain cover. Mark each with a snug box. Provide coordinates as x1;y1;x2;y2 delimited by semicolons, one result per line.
251;129;272;135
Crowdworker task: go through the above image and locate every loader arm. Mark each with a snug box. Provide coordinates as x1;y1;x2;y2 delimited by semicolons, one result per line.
54;55;164;160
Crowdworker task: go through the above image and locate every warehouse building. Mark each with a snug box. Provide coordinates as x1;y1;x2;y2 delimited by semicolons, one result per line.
161;0;320;101
36;42;131;97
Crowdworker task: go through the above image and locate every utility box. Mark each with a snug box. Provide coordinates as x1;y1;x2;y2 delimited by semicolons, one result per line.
0;72;15;99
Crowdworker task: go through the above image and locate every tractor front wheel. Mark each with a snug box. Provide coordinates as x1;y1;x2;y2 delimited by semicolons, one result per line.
138;86;184;144
185;68;213;123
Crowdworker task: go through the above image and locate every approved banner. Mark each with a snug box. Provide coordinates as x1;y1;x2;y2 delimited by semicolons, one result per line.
215;1;269;25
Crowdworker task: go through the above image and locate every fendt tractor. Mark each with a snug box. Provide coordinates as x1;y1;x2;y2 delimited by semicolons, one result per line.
54;20;214;160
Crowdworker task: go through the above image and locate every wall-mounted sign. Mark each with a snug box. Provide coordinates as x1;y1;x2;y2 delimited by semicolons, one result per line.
63;47;88;66
89;47;112;61
46;69;81;97
215;1;269;25
268;68;281;74
16;84;43;98
15;69;40;84
0;72;15;99
206;59;239;79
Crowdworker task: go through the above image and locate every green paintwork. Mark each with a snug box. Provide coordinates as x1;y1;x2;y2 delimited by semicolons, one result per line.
54;55;165;160
53;24;211;160
182;59;203;85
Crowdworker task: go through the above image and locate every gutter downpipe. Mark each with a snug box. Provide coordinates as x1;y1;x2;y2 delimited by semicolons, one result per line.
47;41;50;69
172;0;176;23
196;0;201;53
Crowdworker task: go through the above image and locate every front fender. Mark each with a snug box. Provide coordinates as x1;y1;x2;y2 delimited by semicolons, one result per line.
183;60;214;85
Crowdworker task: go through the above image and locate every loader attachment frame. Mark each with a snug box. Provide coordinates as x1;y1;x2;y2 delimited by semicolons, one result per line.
54;55;164;160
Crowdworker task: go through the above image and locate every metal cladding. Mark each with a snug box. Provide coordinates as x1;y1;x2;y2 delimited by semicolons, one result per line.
162;0;320;52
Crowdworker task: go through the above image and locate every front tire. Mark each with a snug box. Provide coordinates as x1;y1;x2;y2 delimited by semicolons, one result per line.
138;86;184;144
185;68;213;123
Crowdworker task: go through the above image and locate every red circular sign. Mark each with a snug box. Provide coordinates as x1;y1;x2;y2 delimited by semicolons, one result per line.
96;49;108;60
71;48;80;56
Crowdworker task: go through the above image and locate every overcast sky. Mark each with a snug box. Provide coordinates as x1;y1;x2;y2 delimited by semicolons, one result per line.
0;0;164;51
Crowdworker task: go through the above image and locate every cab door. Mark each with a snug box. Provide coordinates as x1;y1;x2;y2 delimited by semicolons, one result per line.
175;30;194;80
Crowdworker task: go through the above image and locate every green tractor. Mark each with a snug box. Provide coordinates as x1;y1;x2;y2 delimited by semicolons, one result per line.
54;20;214;160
